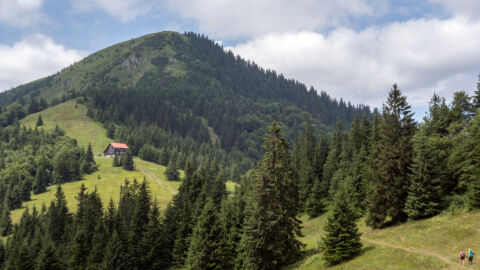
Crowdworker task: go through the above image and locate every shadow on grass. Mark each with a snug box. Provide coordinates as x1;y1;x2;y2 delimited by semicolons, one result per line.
284;245;374;269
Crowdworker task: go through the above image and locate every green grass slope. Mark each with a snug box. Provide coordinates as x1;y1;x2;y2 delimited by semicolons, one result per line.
291;210;480;270
15;100;237;222
21;99;110;154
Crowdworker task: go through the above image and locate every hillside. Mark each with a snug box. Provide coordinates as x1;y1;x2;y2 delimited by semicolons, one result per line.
291;210;480;270
0;31;372;170
12;100;237;222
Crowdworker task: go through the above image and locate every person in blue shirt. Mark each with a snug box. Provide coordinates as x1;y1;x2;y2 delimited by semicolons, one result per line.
468;248;475;265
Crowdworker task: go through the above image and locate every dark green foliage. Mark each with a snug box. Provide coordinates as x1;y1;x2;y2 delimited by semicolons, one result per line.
186;200;226;270
122;150;135;171
239;122;303;270
33;165;49;194
0;204;12;236
82;143;97;174
101;231;126;270
36;238;62;270
36;114;44;127
112;155;121;167
48;186;71;244
305;177;326;218
366;84;416;228
165;158;180;181
322;183;362;265
106;123;115;139
404;127;442;220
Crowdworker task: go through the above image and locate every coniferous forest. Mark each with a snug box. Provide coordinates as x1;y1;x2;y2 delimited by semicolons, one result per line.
0;31;480;269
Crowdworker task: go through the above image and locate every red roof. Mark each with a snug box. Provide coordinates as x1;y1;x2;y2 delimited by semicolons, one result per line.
110;142;129;149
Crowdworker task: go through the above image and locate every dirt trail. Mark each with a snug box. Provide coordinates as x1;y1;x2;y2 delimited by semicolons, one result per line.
362;237;461;269
137;166;178;195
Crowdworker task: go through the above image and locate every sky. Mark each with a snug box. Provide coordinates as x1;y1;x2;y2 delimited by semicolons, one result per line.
1;0;480;119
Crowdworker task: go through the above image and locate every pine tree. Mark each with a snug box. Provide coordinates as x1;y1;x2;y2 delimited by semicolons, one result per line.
0;203;12;236
122;150;135;171
467;175;480;210
305;176;325;218
36;115;43;127
404;127;442;220
48;185;71;244
165;158;180;181
140;199;169;269
126;180;151;269
186;200;226;270
33;165;49;194
82;143;97;174
36;238;62;270
366;84;416;228
323;120;344;199
112;155;121;167
322;183;362;265
239;122;303;270
101;231;126;270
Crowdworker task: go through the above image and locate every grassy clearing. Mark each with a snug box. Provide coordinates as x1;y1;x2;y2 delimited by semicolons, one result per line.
11;157;177;223
21;100;110;154
290;209;480;270
17;100;238;225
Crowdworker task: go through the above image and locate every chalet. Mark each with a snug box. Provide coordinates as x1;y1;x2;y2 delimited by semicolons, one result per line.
104;142;129;157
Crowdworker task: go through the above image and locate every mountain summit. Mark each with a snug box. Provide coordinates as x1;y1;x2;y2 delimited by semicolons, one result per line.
0;31;371;166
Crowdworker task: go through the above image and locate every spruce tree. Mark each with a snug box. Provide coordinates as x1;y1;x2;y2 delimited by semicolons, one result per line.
322;183;362;265
165;158;180;181
33;165;49;194
404;127;442;220
239;122;303;270
366;84;415;228
0;204;12;236
101;231;126;270
126;180;151;269
186;200;226;270
36;114;43;127
305;176;325;218
48;185;71;244
112;155;121;167
323;120;344;199
82;143;97;174
140;199;169;269
36;238;62;270
122;150;135;171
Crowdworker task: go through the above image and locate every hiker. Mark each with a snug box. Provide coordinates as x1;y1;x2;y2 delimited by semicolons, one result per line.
460;249;466;266
469;248;475;265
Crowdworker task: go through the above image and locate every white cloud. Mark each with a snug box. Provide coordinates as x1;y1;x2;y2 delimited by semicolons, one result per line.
168;0;381;40
0;0;44;26
227;16;480;108
71;0;159;22
0;35;86;92
429;0;480;18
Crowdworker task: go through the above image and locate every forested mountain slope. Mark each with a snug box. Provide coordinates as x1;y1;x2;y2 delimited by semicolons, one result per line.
0;31;371;168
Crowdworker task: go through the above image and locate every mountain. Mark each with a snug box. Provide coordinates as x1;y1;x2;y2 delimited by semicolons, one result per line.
0;31;371;169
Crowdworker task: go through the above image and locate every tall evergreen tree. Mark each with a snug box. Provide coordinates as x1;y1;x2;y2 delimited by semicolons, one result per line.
239;122;303;270
165;158;180;181
33;165;49;194
322;183;362;265
366;84;416;228
101;231;126;270
36;115;44;127
82;143;97;174
404;127;442;220
186;200;226;270
122;150;135;171
0;203;12;236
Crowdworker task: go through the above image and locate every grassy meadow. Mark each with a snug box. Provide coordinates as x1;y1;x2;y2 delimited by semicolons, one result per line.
14;100;237;223
289;209;480;270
